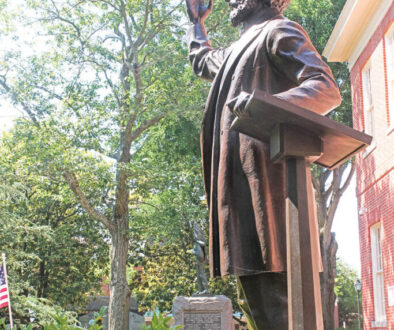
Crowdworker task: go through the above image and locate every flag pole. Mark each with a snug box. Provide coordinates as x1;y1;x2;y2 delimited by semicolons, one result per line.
2;253;13;330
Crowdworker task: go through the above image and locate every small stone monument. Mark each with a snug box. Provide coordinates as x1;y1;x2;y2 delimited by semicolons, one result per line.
79;296;144;330
174;223;234;329
172;295;233;330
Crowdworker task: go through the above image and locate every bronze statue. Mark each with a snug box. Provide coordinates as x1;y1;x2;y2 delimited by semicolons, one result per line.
192;221;209;295
185;0;341;328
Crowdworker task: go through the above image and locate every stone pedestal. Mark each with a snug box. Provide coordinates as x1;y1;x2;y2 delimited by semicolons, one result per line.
172;295;233;330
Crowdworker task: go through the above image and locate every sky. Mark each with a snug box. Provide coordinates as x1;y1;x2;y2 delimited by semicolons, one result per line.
0;100;22;132
332;176;361;273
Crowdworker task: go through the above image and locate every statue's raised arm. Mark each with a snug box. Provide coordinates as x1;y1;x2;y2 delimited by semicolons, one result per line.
186;0;213;24
186;0;227;81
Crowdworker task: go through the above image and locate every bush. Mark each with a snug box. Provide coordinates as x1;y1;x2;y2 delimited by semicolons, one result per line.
0;306;105;329
142;311;183;330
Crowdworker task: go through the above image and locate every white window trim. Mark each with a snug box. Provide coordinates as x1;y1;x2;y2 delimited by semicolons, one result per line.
371;320;387;328
362;61;376;157
370;222;386;325
384;23;394;135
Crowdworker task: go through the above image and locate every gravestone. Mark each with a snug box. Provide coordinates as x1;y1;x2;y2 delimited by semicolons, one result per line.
172;295;233;330
129;311;145;330
79;296;143;329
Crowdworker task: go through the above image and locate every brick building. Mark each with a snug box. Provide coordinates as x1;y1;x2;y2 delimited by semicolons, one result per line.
323;0;393;328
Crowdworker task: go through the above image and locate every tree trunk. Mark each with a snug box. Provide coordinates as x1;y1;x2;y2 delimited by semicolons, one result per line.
108;218;130;330
320;232;338;330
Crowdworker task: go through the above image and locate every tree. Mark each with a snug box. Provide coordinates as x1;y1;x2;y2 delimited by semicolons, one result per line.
0;0;202;327
285;0;353;328
0;127;108;326
127;112;240;313
335;259;362;329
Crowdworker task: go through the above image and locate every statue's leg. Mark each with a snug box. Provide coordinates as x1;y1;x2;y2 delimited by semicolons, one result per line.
238;272;288;330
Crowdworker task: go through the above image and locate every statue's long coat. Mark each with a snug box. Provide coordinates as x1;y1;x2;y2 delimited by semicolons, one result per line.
188;8;341;277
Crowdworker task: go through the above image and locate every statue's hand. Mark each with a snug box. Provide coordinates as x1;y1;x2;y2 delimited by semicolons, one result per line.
227;92;251;118
186;0;213;23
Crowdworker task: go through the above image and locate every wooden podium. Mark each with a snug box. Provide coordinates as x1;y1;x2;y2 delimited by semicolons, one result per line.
231;89;372;330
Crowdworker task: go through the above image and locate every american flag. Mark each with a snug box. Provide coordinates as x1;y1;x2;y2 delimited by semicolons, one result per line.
0;261;9;309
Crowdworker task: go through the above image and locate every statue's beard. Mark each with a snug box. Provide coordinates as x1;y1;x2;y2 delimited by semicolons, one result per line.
229;0;259;27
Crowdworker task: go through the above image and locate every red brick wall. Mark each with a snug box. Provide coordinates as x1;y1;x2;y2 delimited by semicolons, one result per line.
350;4;394;330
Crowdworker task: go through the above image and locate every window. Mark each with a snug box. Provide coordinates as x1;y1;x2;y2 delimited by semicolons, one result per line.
384;24;394;130
361;61;376;158
370;223;386;326
362;63;374;137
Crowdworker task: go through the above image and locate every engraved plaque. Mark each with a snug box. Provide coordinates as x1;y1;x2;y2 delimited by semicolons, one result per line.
184;311;221;330
173;296;233;330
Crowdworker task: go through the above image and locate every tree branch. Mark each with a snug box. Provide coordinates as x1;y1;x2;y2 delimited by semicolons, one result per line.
323;168;332;183
85;58;122;108
311;172;319;191
137;0;183;51
0;77;40;127
132;62;143;105
129;114;165;142
323;165;351;246
120;0;133;49
133;0;150;49
63;171;113;231
130;200;160;210
339;162;355;195
102;35;122;44
34;85;63;100
47;9;81;38
322;181;333;201
34;83;84;115
90;0;120;11
113;22;126;49
130;14;138;30
85;23;107;42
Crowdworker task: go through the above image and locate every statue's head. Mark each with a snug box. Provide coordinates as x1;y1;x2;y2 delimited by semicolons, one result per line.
226;0;291;26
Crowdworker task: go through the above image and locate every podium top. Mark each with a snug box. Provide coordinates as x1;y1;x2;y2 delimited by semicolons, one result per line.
231;89;372;170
